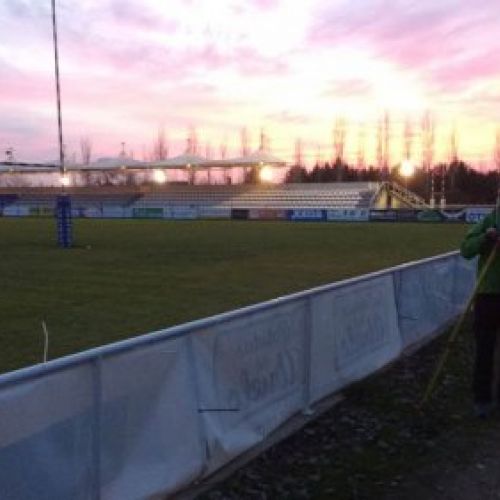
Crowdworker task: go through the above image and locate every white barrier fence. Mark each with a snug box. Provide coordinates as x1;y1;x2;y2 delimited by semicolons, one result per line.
0;252;475;499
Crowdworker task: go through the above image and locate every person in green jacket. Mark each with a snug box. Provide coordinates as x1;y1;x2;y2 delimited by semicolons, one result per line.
461;209;500;417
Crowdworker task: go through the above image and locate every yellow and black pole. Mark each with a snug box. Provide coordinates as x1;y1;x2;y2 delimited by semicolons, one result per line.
51;0;72;248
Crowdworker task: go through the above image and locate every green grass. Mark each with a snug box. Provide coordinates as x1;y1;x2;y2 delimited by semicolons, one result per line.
0;218;468;374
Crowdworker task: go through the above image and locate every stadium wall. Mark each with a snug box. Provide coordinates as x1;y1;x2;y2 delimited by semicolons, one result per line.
1;204;492;223
0;252;475;499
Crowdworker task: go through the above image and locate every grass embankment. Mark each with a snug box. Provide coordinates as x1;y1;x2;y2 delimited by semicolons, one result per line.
0;218;466;373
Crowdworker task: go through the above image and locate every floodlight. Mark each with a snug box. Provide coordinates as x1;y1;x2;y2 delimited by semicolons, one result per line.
153;169;167;184
60;174;71;187
400;159;415;178
259;166;273;182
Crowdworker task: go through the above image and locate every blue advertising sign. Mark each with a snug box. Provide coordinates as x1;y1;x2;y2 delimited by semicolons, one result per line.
287;209;326;221
465;207;492;224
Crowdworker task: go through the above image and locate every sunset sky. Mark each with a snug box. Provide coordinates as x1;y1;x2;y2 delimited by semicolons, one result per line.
1;0;499;167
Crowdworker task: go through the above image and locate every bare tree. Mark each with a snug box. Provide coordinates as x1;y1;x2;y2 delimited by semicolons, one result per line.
383;111;390;175
316;144;322;167
356;122;366;169
240;127;250;156
422;112;435;170
403;118;413;160
186;126;199;155
495;129;500;172
376;117;384;172
294;138;303;167
219;138;227;159
265;134;271;153
153;126;168;160
421;111;435;202
80;137;92;165
204;142;212;159
333;117;346;163
5;147;14;163
450;127;459;164
259;128;271;152
449;126;459;192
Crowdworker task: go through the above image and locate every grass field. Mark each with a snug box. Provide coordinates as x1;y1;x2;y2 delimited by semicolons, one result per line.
0;218;469;374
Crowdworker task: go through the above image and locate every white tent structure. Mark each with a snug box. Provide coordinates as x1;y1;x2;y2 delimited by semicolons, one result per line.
142;150;288;184
146;154;208;169
73;156;146;171
213;150;287;168
0;150;288;186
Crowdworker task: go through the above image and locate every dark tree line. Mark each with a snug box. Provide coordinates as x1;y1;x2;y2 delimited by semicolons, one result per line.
285;159;500;204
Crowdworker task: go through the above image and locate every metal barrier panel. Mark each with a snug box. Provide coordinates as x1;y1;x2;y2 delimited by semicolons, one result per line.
309;275;402;404
191;300;308;474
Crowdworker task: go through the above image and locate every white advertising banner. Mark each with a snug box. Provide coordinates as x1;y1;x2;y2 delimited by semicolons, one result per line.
102;207;132;218
198;207;232;219
452;256;476;308
99;337;203;499
326;208;370;221
81;207;102;218
2;205;29;217
0;364;95;500
191;301;307;473
164;206;198;219
0;252;476;499
309;276;401;403
394;257;467;350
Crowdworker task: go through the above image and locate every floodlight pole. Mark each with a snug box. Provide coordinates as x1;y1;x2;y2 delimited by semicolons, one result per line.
51;0;72;248
51;0;64;176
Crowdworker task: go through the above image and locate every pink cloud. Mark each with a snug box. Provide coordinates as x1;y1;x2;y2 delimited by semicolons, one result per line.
107;0;178;32
429;49;500;92
309;0;500;87
322;79;372;98
265;110;313;124
251;0;280;9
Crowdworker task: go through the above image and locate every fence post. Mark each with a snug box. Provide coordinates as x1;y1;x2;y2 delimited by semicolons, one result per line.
91;356;102;500
302;297;313;415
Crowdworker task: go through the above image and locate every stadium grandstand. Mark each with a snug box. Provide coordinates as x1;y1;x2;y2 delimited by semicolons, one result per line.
0;181;428;219
0;147;430;219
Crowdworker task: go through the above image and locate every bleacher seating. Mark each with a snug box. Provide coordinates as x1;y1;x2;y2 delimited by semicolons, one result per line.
0;183;381;216
0;194;18;208
8;193;138;210
133;183;378;210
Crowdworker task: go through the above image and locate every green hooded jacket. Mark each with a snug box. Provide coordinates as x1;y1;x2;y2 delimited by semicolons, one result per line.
460;211;500;294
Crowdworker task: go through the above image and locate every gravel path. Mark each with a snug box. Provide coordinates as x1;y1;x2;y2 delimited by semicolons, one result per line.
195;323;500;499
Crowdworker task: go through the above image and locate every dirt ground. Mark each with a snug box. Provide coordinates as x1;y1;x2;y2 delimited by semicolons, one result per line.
383;420;500;500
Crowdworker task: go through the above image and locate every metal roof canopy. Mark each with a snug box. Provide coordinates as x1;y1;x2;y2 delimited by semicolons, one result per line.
0;150;288;174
